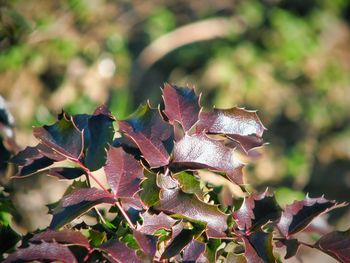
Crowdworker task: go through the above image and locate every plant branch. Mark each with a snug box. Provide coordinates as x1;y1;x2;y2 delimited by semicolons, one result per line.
116;199;135;229
75;160;109;193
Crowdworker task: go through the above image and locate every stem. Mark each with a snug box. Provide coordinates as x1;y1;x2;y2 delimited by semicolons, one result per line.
76;161;109;193
164;167;170;177
116;199;135;229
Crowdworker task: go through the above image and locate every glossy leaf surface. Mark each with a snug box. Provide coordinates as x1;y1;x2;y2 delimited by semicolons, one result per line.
137;211;177;235
182;239;206;262
100;239;142;263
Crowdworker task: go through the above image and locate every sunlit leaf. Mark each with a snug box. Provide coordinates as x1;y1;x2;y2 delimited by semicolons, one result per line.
162;83;201;131
100;239;142;263
182;239;206;262
137;211;177;235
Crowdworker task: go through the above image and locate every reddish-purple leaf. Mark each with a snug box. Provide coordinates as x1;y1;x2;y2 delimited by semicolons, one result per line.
156;173;228;238
172;133;244;184
133;229;157;259
227;134;264;154
182;239;206;262
162;83;201;131
104;146;143;198
48;167;84;180
314;229;350;263
242;231;275;263
3;242;77;263
233;190;281;232
100;239;142;263
277;196;347;238
50;187;115;229
29;229;90;248
137;211;177;235
33;112;84;160
118;104;174;168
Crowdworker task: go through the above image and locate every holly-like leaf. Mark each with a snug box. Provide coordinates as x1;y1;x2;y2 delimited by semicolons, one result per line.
182;239;206;262
118;103;174;168
277;196;347;238
99;239;142;263
139;170;160;207
133;229;157;259
29;229;90;248
196;107;265;153
3;242;77;263
161;223;193;259
162;83;201;131
242;231;275;263
48;167;84;180
49;187;115;229
84;105;115;171
104;146;143;198
173;171;201;196
33;112;84;160
314;229;350;263
172;133;244;184
233;190;281;232
156;173;228;238
137;211;177;235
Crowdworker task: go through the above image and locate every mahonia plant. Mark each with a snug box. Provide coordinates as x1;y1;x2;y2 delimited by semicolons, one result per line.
4;84;350;262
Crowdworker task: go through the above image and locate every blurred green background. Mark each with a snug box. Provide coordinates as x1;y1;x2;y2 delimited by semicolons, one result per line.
1;0;350;237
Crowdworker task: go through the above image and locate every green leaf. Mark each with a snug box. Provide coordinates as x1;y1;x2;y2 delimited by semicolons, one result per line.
139;170;160;207
173;171;201;195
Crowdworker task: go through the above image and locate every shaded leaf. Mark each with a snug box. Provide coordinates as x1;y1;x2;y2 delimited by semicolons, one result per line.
139;170;160;207
99;239;142;263
173;171;201;195
137;211;177;235
172;133;244;184
133;229;157;258
233;190;281;232
33;112;83;160
242;231;275;263
118;103;173;168
29;229;90;248
0;224;21;255
282;239;301;259
48;167;84;180
277;196;347;237
156;173;228;238
104;146;143;198
314;229;350;263
182;239;206;262
162;83;201;131
3;242;77;263
49;187;115;229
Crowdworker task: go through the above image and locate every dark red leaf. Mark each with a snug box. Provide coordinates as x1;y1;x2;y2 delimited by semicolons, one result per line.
104;146;143;198
133;229;157;258
162;83;201;131
172;133;244;184
49;187;115;229
30;229;90;248
118;103;174;168
282;239;301;259
314;229;350;263
277;196;347;237
227;134;264;154
137;211;177;235
242;231;275;263
33;112;84;160
233;190;281;232
156;173;228;238
3;242;77;263
48;167;84;180
100;239;142;263
182;239;206;262
161;223;193;259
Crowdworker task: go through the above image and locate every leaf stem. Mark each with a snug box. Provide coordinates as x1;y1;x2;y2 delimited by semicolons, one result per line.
76;160;109;193
116;199;135;229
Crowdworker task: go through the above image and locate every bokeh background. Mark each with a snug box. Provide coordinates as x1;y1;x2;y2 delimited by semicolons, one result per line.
1;0;350;261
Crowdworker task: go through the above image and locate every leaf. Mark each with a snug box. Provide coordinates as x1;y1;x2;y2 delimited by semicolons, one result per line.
173;171;201;195
242;231;275;263
29;229;90;248
182;239;206;262
161;223;193;259
133;229;157;259
156;173;228;238
277;196;347;237
84;105;115;171
3;242;77;263
233;190;281;232
104;146;143;198
227;134;264;154
49;187;115;229
0;224;21;255
282;239;301;259
172;133;244;184
314;229;350;263
33;112;84;160
162;83;201;131
137;211;177;235
48;167;84;180
118;103;173;168
139;170;160;207
99;239;142;263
